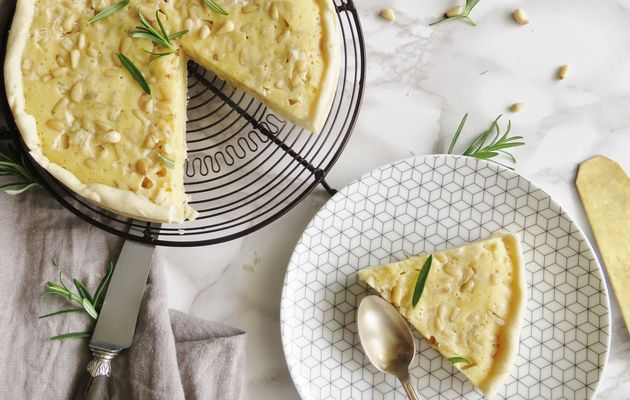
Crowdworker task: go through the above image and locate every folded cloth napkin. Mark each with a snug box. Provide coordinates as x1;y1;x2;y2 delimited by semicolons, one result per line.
0;190;246;399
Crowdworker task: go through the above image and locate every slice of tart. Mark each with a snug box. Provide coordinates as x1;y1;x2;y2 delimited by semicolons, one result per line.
358;233;526;397
4;0;339;223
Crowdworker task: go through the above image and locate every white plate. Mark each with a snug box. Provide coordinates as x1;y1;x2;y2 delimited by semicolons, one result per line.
281;155;611;400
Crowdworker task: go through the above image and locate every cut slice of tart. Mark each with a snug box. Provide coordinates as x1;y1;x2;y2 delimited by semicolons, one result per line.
358;233;526;397
4;0;339;223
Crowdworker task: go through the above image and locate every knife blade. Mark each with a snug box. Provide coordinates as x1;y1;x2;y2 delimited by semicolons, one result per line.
576;155;630;334
76;237;156;400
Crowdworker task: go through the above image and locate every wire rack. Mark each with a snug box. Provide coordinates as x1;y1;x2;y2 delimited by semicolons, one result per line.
0;0;365;246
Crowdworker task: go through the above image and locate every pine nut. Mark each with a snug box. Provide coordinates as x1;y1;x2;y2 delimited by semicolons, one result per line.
438;303;448;322
512;8;529;25
135;159;149;175
296;59;307;73
119;37;132;53
269;3;279;19
95;120;112;133
462;279;475;293
62;14;77;32
98;130;122;144
52;97;69;115
56;55;66;67
217;20;234;34
242;4;259;13
84;158;97;169
199;24;211;39
81;115;94;133
391;285;403;306
46;119;65;131
52;67;69;77
70;82;84;102
42;75;52;83
105;68;121;78
239;49;248;66
558;64;569;80
449;307;461;322
490;273;500;285
509;102;524;113
445;6;463;18
87;47;98;58
59;134;70;150
142;98;155;113
141;177;153;189
77;33;86;49
380;8;395;22
70;49;80;69
184;18;194;31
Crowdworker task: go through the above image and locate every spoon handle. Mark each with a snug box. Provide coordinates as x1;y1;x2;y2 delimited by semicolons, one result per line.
401;377;421;400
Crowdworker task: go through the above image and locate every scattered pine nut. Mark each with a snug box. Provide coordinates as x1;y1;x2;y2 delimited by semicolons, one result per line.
380;8;396;22
558;64;569;80
512;8;529;25
445;5;463;18
510;102;524;113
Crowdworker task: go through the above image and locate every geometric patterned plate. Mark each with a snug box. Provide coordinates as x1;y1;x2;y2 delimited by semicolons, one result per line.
281;155;610;400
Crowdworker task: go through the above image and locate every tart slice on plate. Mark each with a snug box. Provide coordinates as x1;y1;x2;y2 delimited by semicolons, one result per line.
4;0;339;223
358;232;527;397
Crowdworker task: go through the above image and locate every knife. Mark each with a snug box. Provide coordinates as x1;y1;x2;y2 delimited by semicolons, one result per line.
75;237;156;400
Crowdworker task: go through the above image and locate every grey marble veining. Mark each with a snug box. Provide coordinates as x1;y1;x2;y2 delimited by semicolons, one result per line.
163;0;630;398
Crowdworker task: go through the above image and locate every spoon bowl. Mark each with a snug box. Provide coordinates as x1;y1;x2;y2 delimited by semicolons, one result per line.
357;295;421;400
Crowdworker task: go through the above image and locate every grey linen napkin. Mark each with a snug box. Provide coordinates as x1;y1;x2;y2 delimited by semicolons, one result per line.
0;191;246;399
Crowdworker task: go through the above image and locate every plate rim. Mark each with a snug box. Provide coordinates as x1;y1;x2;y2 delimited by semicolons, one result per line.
280;154;612;399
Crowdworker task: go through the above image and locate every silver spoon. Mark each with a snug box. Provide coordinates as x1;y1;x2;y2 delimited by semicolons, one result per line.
357;295;422;400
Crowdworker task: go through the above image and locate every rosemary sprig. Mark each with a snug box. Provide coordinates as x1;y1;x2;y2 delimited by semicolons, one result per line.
159;154;175;169
0;140;41;195
449;356;471;365
447;114;525;164
117;52;151;95
87;0;130;24
430;0;480;27
411;255;433;308
202;0;229;16
131;12;177;51
41;261;114;340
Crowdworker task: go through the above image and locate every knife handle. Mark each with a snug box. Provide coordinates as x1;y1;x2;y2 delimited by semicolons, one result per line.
75;349;118;400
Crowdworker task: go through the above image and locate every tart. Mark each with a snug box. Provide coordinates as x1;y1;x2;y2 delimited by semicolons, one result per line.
4;0;340;223
358;233;527;397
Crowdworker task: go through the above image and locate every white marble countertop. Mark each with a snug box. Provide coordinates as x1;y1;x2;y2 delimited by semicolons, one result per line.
162;0;630;398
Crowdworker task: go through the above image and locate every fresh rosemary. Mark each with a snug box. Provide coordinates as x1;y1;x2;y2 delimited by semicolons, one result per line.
0;140;41;195
430;0;480;27
159;154;175;169
41;260;114;341
447;114;525;164
87;0;130;24
202;0;229;16
411;255;433;308
117;51;151;95
449;356;471;365
124;11;189;92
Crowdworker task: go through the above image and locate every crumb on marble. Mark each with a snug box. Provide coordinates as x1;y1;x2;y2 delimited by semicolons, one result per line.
380;8;396;22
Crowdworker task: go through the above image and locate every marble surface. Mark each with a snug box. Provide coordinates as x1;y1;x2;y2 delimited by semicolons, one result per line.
162;0;630;398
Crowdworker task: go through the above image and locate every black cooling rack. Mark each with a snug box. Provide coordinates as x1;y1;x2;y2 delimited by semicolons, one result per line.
0;0;365;246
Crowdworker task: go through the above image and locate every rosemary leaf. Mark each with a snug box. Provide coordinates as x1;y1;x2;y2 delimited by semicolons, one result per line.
449;356;470;365
202;0;229;15
73;278;94;304
0;141;41;195
447;114;524;164
87;0;130;24
155;11;173;47
1;182;39;195
447;113;468;154
117;52;151;94
39;308;84;319
411;255;432;308
159;154;175;169
168;30;189;40
50;331;91;341
93;263;114;310
82;298;99;320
